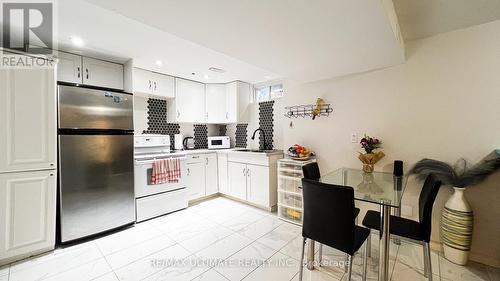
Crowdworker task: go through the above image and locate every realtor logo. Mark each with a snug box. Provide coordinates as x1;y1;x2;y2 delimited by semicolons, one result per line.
1;2;53;54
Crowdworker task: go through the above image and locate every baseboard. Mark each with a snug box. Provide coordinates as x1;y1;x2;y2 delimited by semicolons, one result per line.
430;240;500;268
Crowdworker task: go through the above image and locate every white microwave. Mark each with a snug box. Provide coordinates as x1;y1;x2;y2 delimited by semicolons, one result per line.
208;136;230;149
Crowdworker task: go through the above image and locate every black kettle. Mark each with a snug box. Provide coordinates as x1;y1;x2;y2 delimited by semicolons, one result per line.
183;137;194;150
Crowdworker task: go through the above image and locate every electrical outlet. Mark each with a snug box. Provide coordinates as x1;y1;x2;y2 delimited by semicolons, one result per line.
350;133;358;143
401;205;413;217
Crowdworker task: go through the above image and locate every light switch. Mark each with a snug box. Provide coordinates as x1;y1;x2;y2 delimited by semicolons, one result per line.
350;133;358;143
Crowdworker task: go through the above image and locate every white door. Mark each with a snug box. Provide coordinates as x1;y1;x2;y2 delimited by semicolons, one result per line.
187;162;206;200
56;52;82;84
0;66;56;173
175;78;205;122
246;164;269;207
0;170;56;262
205;84;227;123
228;162;247;200
217;153;228;195
205;153;218;196
132;68;153;95
226;82;238;123
82;57;124;90
151;72;175;98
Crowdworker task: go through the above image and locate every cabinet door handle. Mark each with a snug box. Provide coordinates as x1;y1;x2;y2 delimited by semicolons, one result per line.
206;157;208;165
77;67;80;78
226;112;228;119
154;81;157;91
177;111;180;118
85;68;89;80
192;155;200;159
149;80;151;89
187;168;190;176
242;168;246;176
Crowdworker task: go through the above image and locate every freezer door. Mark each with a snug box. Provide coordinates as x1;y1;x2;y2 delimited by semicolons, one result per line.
58;134;135;243
58;85;133;130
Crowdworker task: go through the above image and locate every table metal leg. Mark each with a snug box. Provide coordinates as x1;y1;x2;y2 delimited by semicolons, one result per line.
393;176;402;245
379;204;391;281
307;239;315;270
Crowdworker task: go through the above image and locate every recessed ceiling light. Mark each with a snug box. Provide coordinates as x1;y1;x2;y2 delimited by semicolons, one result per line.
71;36;84;47
208;67;225;73
155;60;163;66
204;74;210;80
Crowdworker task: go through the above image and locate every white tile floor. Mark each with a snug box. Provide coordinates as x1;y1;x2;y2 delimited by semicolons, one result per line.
0;197;497;281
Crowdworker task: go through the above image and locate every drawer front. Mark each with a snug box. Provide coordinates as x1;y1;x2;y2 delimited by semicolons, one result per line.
136;188;188;222
228;152;269;166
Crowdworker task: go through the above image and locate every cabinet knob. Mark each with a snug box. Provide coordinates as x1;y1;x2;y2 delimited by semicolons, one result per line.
50;173;54;176
50;163;54;166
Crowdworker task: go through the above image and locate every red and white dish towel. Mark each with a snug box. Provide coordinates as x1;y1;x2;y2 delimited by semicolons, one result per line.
150;158;181;184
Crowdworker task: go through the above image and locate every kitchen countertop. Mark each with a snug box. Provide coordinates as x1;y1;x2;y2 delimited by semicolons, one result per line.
170;148;284;156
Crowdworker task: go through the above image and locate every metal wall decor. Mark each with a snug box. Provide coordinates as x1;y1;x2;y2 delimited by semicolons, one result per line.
284;104;333;118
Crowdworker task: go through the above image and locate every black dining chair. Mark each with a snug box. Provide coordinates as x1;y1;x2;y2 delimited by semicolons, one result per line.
361;174;442;281
299;178;370;281
302;162;321;180
301;162;360;267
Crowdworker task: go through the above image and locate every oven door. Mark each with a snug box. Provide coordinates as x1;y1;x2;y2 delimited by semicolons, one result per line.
134;156;187;198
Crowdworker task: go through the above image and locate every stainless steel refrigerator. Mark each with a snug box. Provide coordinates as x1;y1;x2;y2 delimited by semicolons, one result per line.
58;85;135;243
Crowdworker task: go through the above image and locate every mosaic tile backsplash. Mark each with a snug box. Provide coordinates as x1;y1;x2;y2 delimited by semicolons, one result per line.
142;98;180;146
235;124;248;148
193;124;208;149
259;101;274;150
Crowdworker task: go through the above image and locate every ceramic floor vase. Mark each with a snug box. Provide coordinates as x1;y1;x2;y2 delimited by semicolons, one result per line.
441;187;473;265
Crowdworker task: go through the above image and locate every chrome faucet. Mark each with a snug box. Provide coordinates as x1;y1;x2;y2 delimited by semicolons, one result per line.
251;128;267;150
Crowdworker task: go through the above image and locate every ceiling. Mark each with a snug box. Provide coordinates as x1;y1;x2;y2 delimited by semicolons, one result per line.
82;0;405;83
56;0;279;84
394;0;500;41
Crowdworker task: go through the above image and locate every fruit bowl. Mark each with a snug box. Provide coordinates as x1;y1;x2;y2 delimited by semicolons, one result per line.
287;144;312;160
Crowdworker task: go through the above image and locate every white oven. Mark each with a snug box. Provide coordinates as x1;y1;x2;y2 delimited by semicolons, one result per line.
134;135;188;222
134;153;187;198
208;136;230;149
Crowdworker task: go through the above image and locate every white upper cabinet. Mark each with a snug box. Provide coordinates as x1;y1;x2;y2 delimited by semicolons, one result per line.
82;57;124;90
56;52;82;84
203;81;251;124
57;53;124;90
0;64;56;173
151;72;175;98
132;68;174;98
226;81;251;123
205;84;227;123
169;78;205;123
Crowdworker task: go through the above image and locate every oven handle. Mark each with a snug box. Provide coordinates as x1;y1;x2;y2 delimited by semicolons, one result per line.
135;157;187;165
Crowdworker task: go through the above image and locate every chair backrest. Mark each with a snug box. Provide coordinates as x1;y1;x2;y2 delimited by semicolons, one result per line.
418;174;442;242
302;162;321;180
301;178;357;255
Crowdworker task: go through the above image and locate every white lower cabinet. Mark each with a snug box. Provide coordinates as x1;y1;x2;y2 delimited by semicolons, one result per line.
217;152;229;194
186;153;218;201
228;162;247;200
186;161;206;200
246;165;270;207
205;154;218;196
0;170;56;264
226;152;282;210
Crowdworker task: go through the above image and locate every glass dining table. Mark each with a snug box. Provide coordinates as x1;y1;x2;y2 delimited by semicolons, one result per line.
306;168;407;281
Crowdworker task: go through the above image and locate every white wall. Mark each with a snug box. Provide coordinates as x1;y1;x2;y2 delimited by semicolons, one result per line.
280;20;500;267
